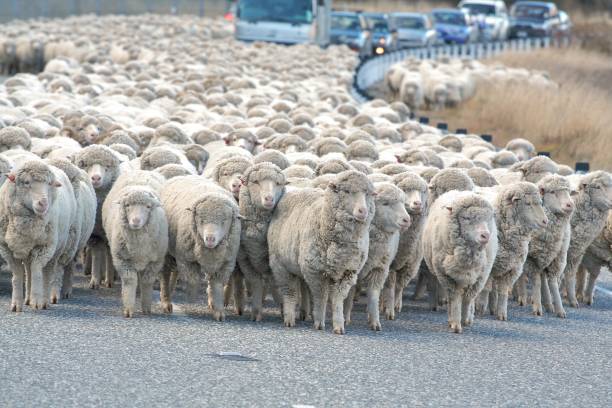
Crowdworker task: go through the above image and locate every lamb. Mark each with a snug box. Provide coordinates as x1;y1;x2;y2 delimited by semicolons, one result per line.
236;162;287;321
102;170;168;317
475;182;548;321
268;170;376;334
46;158;96;299
518;175;574;317
344;182;411;330
422;191;498;333
210;156;253;200
562;171;612;307
0;160;76;311
382;172;429;319
161;176;242;321
576;211;612;305
74;145;122;289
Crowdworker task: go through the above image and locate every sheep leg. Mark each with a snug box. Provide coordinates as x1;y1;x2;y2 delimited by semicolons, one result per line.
61;261;75;299
447;289;463;334
83;247;92;276
548;275;566;318
281;274;300;327
308;278;329;331
139;273;154;316
584;265;601;306
367;284;383;331
29;261;47;310
249;277;265;322
461;294;475;327
25;263;32;305
121;270;137;318
89;244;104;289
495;283;510;321
49;261;63;304
382;269;396;320
412;269;428;300
575;265;587;304
541;275;553;313
298;279;311;321
159;262;174;314
515;272;528;306
531;271;543;316
208;277;226;322
475;288;489;316
232;270;246;316
330;282;351;335
223;274;234;308
343;286;356;325
428;277;440;311
564;254;581;308
10;260;25;312
103;246;115;288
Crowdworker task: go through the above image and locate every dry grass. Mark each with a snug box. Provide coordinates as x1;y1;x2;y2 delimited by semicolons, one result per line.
572;14;612;55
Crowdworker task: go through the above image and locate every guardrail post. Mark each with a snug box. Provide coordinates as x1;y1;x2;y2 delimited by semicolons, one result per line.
199;0;205;17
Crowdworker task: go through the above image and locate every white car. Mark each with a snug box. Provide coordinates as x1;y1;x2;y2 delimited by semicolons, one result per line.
459;0;510;41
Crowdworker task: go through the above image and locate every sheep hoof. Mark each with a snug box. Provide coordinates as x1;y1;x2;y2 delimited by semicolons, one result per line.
569;300;579;308
25;298;30;306
543;303;554;313
142;309;152;316
585;299;593;306
517;297;527;306
50;295;58;305
369;322;382;331
313;321;324;330
533;308;543;316
333;326;345;335
62;292;72;300
213;311;225;322
284;319;295;328
556;309;567;318
496;313;507;321
235;307;243;316
161;302;173;314
251;313;263;322
10;303;22;312
123;309;134;318
102;280;113;288
449;322;462;334
385;311;395;321
89;280;100;290
462;318;473;327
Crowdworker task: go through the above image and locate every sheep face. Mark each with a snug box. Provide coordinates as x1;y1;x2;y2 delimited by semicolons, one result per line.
84;162;111;189
582;173;612;211
328;172;375;224
9;168;60;216
510;147;531;162
509;188;548;230
80;122;100;145
543;186;574;216
248;177;285;210
405;189;426;215
452;205;493;247
194;201;234;249
220;170;244;199
120;191;160;230
375;192;411;233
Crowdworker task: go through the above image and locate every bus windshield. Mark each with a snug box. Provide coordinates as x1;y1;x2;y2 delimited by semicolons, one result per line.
238;0;314;25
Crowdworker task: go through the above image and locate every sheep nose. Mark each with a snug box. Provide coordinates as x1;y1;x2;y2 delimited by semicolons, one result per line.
354;207;368;221
129;217;141;228
401;217;411;228
263;195;274;207
205;235;217;247
91;174;101;182
231;181;241;190
542;218;548;226
412;201;421;208
478;232;490;244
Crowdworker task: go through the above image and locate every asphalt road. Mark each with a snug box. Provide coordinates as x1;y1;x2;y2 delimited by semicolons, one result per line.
1;270;612;408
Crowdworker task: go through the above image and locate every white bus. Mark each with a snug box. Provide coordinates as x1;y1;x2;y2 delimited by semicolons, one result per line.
234;0;331;46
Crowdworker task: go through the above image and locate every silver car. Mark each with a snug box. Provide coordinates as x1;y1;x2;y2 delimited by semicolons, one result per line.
391;12;438;48
459;0;510;41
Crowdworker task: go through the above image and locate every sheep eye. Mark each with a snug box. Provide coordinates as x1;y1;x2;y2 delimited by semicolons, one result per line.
146;204;152;209
23;180;30;187
253;180;259;185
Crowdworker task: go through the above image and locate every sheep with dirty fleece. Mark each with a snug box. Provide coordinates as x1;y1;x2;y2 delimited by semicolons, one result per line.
74;145;122;290
475;182;548;321
562;171;612;308
161;176;242;321
102;170;168;317
422;190;498;333
382;172;429;320
344;182;411;331
237;162;286;321
268;170;376;334
516;175;575;318
0;160;76;311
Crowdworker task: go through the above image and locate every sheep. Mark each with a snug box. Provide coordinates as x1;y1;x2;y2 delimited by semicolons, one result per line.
45;158;96;299
0;160;76;311
139;145;197;174
422;190;498;333
160;176;242;321
382;172;429;319
253;149;290;170
467;167;498;187
518;175;575;317
344;182;411;330
210;156;253;200
429;168;475;203
102;170;168;317
0;126;32;152
268;170;375;334
576;211;612;306
475;182;548;321
505;138;536;162
562;171;612;307
236;162;286;321
494;156;558;185
315;158;353;176
283;164;315;180
154;163;193;180
73;145;122;289
347;140;379;163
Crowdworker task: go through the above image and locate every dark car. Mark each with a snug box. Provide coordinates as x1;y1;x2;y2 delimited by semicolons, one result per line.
330;11;372;58
431;9;479;44
508;1;567;39
363;13;398;55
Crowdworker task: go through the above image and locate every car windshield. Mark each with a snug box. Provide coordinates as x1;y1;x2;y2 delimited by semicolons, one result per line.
238;0;313;24
365;15;390;32
462;3;497;16
332;14;361;31
512;5;548;20
432;12;467;26
395;16;425;29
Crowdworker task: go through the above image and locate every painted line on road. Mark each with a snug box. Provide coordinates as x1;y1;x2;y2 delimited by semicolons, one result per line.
595;285;612;297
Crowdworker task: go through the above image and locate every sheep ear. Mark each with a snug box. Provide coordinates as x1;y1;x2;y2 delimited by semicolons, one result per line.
445;206;453;214
223;138;231;146
328;182;337;192
7;174;15;183
580;183;587;191
539;187;545;196
51;180;62;187
395;155;402;163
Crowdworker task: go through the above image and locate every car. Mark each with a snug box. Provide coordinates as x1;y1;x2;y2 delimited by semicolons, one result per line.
363;12;398;55
431;8;479;44
390;12;437;48
330;11;372;58
556;10;572;41
508;1;563;39
458;0;510;41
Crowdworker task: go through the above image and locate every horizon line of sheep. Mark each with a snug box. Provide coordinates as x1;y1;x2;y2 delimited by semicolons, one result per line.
0;14;610;336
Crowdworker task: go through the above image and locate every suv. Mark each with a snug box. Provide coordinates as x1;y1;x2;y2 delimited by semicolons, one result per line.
330;11;372;58
391;12;438;48
459;0;509;41
509;1;562;38
363;13;398;55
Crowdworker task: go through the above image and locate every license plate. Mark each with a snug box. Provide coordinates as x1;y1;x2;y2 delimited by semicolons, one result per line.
517;31;528;38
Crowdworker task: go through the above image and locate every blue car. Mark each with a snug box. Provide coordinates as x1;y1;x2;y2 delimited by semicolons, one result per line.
431;8;479;44
330;11;372;58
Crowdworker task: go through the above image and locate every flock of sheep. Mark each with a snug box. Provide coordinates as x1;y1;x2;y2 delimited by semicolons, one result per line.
0;14;610;335
385;57;559;111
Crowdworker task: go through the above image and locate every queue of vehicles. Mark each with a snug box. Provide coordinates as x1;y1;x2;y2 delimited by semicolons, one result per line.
231;1;571;56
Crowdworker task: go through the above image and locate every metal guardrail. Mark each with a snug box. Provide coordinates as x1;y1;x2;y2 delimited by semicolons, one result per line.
351;36;570;103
